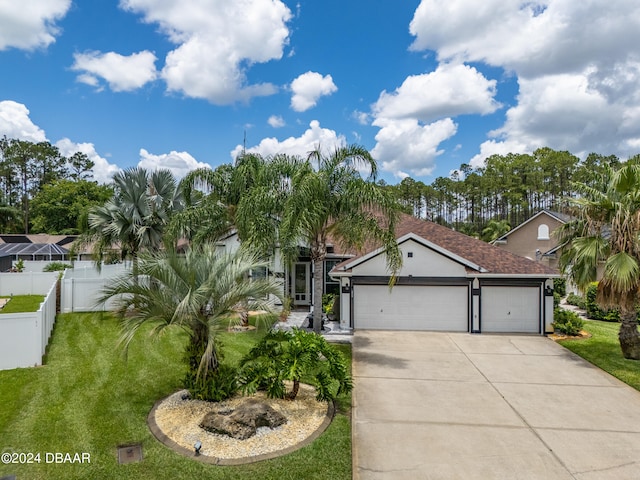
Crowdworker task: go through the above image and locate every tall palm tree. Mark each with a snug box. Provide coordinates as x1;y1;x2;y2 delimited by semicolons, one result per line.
99;246;282;387
172;153;299;247
82;167;183;275
558;160;640;359
238;145;402;333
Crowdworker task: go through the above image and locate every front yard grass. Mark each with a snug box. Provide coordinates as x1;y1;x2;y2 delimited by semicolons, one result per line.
558;319;640;391
0;313;352;480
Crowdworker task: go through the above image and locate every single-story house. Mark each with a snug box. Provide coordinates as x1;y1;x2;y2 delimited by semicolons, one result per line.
213;231;354;308
492;210;571;269
330;215;559;334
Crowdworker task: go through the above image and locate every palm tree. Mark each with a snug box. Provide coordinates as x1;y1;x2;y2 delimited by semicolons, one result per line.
558;160;640;359
99;246;282;391
238;145;402;333
82;167;183;275
171;153;296;246
482;219;511;242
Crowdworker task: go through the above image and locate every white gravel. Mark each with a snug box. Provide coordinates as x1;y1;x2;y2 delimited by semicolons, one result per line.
153;384;330;460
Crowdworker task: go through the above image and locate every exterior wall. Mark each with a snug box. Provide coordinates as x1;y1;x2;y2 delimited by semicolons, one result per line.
0;277;57;370
350;239;467;277
495;213;564;267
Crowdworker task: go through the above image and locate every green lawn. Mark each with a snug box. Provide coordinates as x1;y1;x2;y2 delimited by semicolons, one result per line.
0;295;45;313
0;313;352;480
558;319;640;391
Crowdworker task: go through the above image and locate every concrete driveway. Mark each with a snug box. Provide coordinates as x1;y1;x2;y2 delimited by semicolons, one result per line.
352;331;640;480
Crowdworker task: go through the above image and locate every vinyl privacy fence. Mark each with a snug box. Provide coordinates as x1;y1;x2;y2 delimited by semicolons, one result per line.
0;272;58;370
60;263;130;313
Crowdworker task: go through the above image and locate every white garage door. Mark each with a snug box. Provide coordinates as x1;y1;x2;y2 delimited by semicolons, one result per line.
481;286;540;333
354;285;468;331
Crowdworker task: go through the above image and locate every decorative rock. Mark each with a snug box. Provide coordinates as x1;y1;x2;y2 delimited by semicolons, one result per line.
199;399;287;440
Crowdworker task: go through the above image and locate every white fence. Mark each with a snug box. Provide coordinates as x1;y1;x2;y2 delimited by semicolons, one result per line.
0;273;58;370
60;263;130;313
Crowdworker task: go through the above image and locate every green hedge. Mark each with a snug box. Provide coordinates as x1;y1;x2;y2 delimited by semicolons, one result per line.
585;282;620;322
553;308;584;336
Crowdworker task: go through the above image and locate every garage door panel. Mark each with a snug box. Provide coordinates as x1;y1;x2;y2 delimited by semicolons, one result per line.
481;286;540;333
355;285;468;331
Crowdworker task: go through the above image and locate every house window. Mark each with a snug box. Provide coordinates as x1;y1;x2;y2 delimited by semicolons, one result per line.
537;224;550;240
324;260;340;295
250;266;268;280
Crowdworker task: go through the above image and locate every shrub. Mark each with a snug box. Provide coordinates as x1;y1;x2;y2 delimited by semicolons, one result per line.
239;328;352;402
43;262;73;272
184;363;238;402
553;291;561;309
585;282;620;321
553;309;584;336
322;293;335;314
566;293;586;310
182;337;237;402
553;278;567;297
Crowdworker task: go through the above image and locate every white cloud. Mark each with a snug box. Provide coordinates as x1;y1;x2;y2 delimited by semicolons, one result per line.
369;63;498;177
371;118;457;178
408;0;640;167
468;139;529;169
373;64;500;122
120;0;292;104
0;0;70;51
137;148;210;179
0;101;47;142
290;72;337;112
353;110;370;125
231;120;345;159
72;51;158;92
268;115;285;128
56;138;121;185
477;73;632;163
0;101;119;184
409;0;640;79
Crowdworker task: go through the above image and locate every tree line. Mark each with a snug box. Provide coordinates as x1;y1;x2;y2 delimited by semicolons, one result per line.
382;147;626;240
0;137;112;234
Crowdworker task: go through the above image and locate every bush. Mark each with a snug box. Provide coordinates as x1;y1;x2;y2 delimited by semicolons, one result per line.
566;293;586;310
184;363;238;402
553;291;561;309
585;282;619;321
553;309;584;336
43;262;73;272
553;278;567;297
239;328;352;402
322;293;335;314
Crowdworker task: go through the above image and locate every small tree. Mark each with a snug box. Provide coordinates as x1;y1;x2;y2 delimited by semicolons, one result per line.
239;328;352;402
99;246;282;401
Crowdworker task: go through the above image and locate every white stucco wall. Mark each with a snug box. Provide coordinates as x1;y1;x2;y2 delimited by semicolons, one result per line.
351;239;467;277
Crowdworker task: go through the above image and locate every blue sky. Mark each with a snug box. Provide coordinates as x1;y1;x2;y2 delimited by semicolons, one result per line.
1;1;640;184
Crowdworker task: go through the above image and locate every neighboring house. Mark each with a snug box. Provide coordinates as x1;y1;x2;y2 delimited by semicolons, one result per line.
492;210;571;269
0;234;77;262
330;214;559;335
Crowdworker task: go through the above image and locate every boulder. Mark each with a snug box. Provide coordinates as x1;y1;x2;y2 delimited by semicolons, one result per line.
200;399;287;440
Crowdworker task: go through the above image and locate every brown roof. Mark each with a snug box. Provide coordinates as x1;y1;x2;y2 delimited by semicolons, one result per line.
336;213;559;276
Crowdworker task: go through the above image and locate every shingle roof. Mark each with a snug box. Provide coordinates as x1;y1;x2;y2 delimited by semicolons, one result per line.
335;213;559;276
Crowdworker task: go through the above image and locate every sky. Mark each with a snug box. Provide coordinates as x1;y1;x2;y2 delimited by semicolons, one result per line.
1;1;640;185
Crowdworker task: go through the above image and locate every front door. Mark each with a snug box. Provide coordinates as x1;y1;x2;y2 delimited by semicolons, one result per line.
293;262;311;306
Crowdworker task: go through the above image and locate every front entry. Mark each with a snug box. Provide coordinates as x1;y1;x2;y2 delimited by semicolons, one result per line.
293;262;311;306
